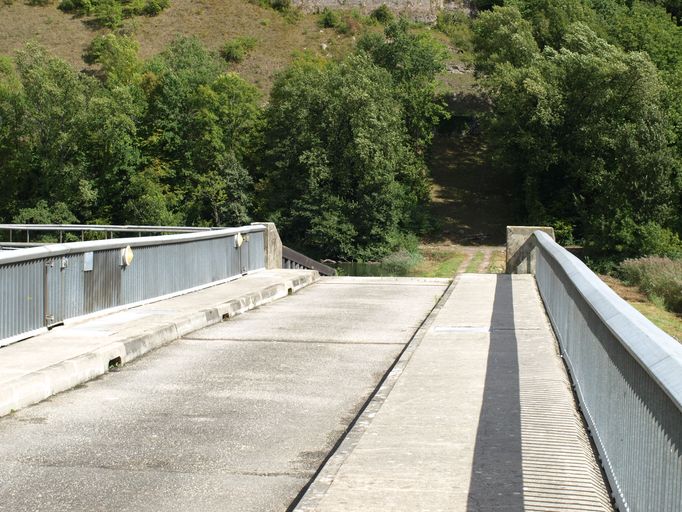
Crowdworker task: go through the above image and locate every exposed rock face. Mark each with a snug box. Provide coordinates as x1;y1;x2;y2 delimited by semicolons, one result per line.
294;0;466;22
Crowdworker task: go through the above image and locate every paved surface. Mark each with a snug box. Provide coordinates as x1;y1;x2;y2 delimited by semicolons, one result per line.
295;274;613;512
0;269;318;417
0;276;448;512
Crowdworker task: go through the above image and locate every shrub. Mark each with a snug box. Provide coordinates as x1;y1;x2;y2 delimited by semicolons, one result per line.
436;10;473;54
318;8;359;34
220;36;257;63
269;0;290;11
319;7;340;28
93;0;124;29
370;4;394;24
58;0;169;22
143;0;169;15
380;249;421;275
619;257;682;314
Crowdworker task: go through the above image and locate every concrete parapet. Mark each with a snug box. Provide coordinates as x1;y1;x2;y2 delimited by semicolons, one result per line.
506;226;555;274
254;222;283;270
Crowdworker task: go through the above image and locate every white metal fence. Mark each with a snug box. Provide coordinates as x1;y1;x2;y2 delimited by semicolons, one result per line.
0;225;265;347
520;231;682;512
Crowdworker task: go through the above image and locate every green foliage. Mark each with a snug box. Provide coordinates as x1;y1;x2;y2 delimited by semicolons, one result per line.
319;7;341;28
317;8;360;34
93;0;124;29
619;256;682;313
58;0;170;27
220;36;257;63
268;0;290;11
143;0;169;15
477;21;682;258
370;4;394;24
258;54;432;259
380;247;422;274
593;0;682;72
471;0;503;10
358;20;449;151
13;200;78;224
472;6;539;74
141;37;260;226
506;0;600;49
0;37;260;228
436;10;474;56
86;33;141;86
249;0;297;19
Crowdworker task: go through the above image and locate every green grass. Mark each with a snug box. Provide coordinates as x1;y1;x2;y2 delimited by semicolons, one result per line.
408;246;466;277
601;275;682;342
632;302;682;342
487;249;506;273
465;251;484;273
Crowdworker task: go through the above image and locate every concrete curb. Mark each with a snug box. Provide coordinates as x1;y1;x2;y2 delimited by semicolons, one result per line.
0;272;318;418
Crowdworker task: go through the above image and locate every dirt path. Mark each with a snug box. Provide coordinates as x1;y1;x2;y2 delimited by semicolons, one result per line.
426;129;519;247
451;245;503;275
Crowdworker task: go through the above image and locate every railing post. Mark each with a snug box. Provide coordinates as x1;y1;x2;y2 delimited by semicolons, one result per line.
506;226;555;274
252;222;282;270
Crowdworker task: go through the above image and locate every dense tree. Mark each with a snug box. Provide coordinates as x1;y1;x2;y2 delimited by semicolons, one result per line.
476;16;682;257
10;43;97;222
0;38;261;229
507;0;599;48
258;54;430;259
357;20;449;152
139;37;260;226
472;6;539;74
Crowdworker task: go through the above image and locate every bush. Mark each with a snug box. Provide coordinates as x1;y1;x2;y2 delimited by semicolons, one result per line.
319;7;340;28
220;36;257;63
371;4;394;24
93;0;124;28
143;0;169;15
58;0;169;22
619;257;682;314
380;249;421;275
436;10;473;54
269;0;290;11
317;8;359;34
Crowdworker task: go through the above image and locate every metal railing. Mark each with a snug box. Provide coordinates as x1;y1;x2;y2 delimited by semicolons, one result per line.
515;231;682;512
0;225;265;347
0;223;216;244
282;245;336;276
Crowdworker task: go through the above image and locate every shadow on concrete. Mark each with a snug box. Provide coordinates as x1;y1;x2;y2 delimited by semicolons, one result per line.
467;274;524;511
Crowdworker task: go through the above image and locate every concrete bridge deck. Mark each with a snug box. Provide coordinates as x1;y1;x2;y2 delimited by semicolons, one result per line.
0;270;612;511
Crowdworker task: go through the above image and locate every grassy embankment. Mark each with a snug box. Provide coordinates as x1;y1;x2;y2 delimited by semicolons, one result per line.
601;275;681;342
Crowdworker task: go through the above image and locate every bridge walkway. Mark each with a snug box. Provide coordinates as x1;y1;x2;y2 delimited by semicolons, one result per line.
295;274;613;511
0;272;613;511
0;273;448;512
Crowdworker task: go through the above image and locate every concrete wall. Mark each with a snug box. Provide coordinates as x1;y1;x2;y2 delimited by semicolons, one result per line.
506;226;555;274
254;222;283;270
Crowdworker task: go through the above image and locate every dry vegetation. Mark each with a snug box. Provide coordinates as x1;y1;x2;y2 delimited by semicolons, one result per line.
0;0;362;93
601;275;682;342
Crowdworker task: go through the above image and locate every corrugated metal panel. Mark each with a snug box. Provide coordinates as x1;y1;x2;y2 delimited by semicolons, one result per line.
0;226;265;345
0;260;43;343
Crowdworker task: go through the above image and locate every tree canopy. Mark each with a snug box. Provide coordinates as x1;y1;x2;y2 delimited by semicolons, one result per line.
474;4;682;259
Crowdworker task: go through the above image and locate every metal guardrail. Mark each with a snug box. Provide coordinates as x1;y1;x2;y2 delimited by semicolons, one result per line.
524;230;682;512
0;223;215;244
0;225;265;347
282;245;336;276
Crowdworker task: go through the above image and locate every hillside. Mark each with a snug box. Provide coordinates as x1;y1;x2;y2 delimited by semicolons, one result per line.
0;1;473;94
